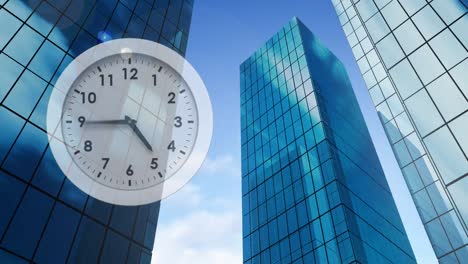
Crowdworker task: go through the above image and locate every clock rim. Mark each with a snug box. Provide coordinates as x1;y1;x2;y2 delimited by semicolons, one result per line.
46;38;213;206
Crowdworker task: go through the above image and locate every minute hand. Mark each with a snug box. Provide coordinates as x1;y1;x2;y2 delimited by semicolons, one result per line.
128;122;153;152
86;119;128;125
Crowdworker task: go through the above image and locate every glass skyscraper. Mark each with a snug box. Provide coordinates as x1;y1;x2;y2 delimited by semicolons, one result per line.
0;0;192;263
241;17;415;263
330;0;467;262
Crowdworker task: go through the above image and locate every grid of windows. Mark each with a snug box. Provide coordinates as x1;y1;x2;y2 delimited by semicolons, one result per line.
240;17;415;263
331;0;468;262
0;0;193;263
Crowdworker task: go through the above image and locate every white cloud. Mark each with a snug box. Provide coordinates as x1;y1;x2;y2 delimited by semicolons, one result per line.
200;154;239;177
152;209;242;264
165;183;203;209
152;153;243;264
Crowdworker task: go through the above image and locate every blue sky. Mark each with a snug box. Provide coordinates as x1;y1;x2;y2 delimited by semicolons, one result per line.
153;1;437;263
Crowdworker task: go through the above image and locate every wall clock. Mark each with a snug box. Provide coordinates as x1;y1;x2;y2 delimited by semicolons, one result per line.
47;39;212;205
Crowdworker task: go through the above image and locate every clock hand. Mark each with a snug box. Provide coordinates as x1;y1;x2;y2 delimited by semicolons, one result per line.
125;116;153;152
86;119;128;125
87;116;152;151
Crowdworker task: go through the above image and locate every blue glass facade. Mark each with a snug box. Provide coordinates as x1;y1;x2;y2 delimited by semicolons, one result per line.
331;0;467;262
240;17;415;263
0;0;192;263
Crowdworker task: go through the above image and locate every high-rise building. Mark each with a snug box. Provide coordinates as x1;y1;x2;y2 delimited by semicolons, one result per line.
330;0;467;261
0;0;193;263
240;17;415;263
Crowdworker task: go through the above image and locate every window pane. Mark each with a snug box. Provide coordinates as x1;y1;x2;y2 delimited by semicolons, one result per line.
346;5;357;20
415;156;438;186
26;1;60;36
440;210;468;249
381;0;407;29
365;13;390;43
449;58;467;99
373;63;386;82
404;133;425;160
363;70;377;88
0;106;24;162
409;45;445;85
99;230;130;263
85;197;113;225
394;20;424;55
398;0;426;16
0;171;26;238
0;249;28;264
369;86;384;105
0;9;22;50
449;112;468;155
126;243;142;264
377;101;392;122
49;16;79;51
366;49;380;67
390;59;422;99
413;188;437;222
426;218;452;256
426;181;451;215
426;74;467;121
448;176;468;227
355;26;366;41
394;112;413;137
361;37;373;53
321;212;335;242
0;54;24;102
59;178;87;210
4;25;44;65
311;218;324;246
306;195;318;221
393;139;412;167
379;78;394;98
316;188;329;215
405;89;444;136
4;0;40;20
2;188;54;259
402;163;424;193
429;29;466;69
125;16;145;38
50;54;73;86
31;146;65;196
3;70;47;119
68;217;105;263
455;247;468;263
424;126;468;183
29;40;65;81
412;6;445;40
338;11;349;26
384;119;402;144
386;94;404;117
34;203;80;263
357;56;370;73
440;252;458;263
3;123;48;181
29;85;53;130
356;0;378;21
70;30;97;55
450;15;467;49
430;0;466;25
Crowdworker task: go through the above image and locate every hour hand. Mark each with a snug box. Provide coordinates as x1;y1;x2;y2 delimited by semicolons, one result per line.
86;119;128;125
125;116;153;152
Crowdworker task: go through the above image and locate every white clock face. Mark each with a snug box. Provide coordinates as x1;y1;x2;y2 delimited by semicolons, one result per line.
62;53;197;190
47;39;212;205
